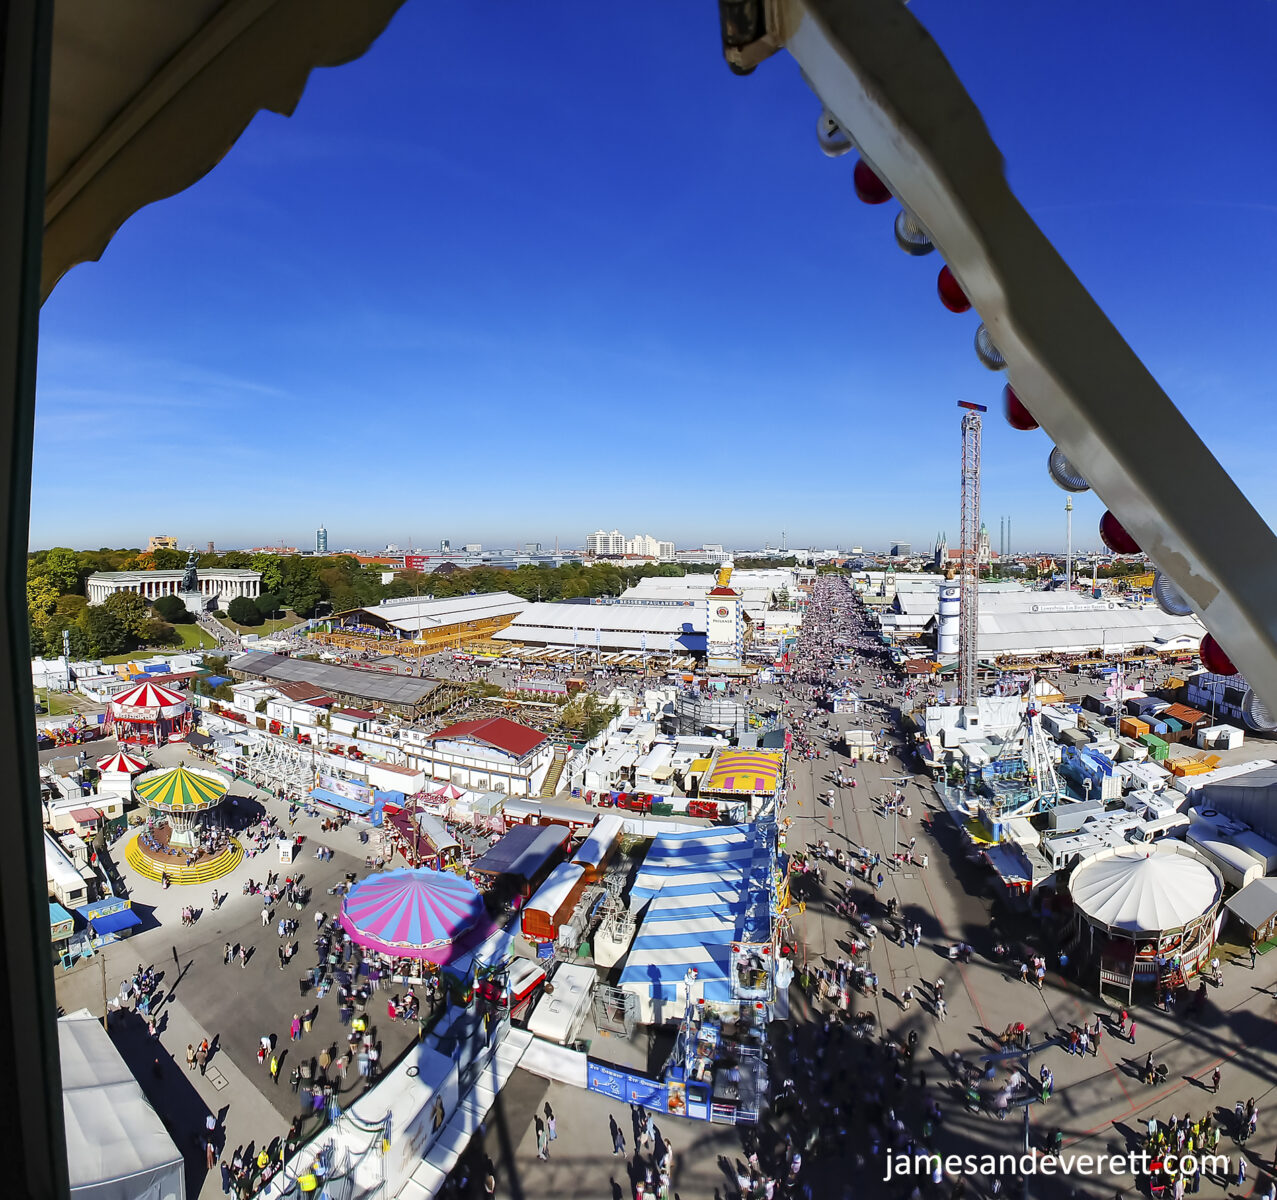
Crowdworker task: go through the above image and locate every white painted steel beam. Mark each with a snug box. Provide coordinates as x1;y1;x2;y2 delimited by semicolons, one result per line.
726;0;1277;710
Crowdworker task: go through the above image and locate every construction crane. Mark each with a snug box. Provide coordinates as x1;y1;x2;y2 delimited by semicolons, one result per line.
958;402;985;706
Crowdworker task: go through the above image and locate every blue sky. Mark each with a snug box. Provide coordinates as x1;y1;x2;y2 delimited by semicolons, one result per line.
33;2;1277;554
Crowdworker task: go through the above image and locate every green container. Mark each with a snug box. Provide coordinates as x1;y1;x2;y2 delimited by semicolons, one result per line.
1139;732;1169;761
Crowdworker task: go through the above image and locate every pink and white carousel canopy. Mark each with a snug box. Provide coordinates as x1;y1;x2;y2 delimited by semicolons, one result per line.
110;680;187;722
96;750;149;774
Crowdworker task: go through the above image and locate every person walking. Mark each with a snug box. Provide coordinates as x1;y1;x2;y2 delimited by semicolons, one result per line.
290;1066;301;1094
197;1040;209;1076
239;944;249;969
1237;1157;1247;1188
1212;1067;1221;1094
936;997;947;1021
224;942;232;966
611;1116;626;1156
269;1053;280;1085
186;1044;197;1072
535;1118;548;1160
290;1014;302;1041
545;1103;556;1143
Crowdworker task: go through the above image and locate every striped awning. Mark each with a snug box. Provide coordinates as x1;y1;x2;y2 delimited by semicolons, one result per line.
134;764;227;811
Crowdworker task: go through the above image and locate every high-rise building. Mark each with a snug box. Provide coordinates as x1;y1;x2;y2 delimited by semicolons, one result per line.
315;525;328;554
147;535;178;552
586;529;625;556
440;539;451;552
890;542;911;557
524;542;541;554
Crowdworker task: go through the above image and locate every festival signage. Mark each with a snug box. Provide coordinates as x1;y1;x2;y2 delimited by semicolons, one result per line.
315;773;372;805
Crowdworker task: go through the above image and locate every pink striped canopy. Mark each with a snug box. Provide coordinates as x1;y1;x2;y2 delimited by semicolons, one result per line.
339;868;487;960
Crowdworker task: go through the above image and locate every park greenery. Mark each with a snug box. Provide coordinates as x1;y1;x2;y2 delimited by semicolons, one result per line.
26;545;792;659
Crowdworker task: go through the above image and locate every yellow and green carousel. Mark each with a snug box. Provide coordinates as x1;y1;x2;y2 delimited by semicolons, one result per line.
125;764;242;885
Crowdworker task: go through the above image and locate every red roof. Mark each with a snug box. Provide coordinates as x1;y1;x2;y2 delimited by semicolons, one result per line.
426;717;547;758
708;586;739;596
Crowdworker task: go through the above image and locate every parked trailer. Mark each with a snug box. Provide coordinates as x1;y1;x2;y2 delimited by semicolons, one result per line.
522;863;588;942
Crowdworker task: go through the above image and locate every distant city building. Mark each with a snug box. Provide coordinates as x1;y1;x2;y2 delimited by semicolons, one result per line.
246;545;298;555
440;539;451;552
147;535;178;552
589;530;676;560
586;529;625;556
206;541;215;554
523;542;541;554
462;543;482;553
890;542;912;557
315;525;328;554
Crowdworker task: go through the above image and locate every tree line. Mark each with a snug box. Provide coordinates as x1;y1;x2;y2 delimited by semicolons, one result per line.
26;546;790;658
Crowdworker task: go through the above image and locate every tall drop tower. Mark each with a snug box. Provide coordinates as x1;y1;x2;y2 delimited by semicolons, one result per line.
958;402;986;706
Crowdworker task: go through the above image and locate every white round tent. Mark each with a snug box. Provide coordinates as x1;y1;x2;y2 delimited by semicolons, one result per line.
1070;842;1223;982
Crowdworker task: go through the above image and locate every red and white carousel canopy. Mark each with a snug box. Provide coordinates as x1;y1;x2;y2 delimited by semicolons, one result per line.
96;750;149;773
110;680;188;722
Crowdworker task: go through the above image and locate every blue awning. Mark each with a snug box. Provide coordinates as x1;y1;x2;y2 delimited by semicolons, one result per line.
309;787;372;816
89;908;142;936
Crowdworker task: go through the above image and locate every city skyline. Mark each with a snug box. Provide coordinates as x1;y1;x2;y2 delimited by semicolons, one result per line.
31;4;1276;550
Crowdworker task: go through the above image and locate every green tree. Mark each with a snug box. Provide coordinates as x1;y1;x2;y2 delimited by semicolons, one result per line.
251;553;284;594
150;547;188;571
280;558;324;616
80;606;127;655
137;618;180;647
227;596;264;626
42;547;83;593
103;590;150;637
255;592;282;618
27;571;59;628
153;593;194;624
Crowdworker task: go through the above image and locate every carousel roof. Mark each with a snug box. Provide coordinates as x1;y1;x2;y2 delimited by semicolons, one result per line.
96;750;149;774
339;868;486;960
134;764;228;811
1070;845;1222;934
111;681;188;718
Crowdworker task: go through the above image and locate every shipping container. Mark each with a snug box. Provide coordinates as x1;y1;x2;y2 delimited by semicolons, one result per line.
1138;733;1169;761
1119;717;1150;740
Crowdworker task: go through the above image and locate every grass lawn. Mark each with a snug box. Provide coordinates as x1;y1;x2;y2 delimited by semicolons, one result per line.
215;611;297;638
35;691;81;716
98;622;220;664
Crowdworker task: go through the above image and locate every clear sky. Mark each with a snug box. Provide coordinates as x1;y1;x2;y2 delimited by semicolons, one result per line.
32;1;1277;554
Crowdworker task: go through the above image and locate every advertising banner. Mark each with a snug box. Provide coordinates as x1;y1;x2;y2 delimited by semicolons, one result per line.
315;773;372;805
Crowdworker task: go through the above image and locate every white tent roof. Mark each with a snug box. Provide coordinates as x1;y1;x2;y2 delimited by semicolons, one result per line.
59;1010;185;1200
1070;845;1222;934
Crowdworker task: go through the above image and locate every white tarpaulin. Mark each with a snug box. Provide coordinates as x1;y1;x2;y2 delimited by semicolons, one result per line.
1070;845;1222;934
59;1010;185;1200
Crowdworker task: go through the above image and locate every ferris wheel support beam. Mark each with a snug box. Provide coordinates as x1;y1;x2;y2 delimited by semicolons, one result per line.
720;0;1277;714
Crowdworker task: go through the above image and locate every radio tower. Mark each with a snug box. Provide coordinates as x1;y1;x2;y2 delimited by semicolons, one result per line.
958;402;986;706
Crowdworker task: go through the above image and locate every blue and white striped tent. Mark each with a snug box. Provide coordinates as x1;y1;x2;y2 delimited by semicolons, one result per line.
618;824;774;1021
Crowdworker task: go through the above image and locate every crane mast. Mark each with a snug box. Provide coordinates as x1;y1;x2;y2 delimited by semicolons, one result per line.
958;403;984;706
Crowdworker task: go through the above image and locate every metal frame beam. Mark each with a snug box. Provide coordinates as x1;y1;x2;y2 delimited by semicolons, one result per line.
730;0;1277;711
0;1;68;1194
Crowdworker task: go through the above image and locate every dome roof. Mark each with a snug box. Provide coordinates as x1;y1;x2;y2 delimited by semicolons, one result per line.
1071;845;1222;934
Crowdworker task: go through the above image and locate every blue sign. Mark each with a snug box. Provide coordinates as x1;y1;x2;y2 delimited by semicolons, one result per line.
586;1060;669;1110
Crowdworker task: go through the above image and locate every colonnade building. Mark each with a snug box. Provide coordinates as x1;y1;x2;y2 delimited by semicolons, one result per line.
86;569;262;609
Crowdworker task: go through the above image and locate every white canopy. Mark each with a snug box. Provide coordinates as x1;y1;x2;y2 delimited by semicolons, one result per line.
1070;844;1222;935
59;1010;184;1200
